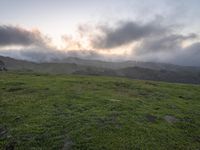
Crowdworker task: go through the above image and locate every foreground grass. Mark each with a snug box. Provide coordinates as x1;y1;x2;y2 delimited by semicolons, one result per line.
0;72;200;150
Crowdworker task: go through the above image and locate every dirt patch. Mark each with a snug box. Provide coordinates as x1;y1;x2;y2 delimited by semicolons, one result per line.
146;114;157;123
164;115;179;124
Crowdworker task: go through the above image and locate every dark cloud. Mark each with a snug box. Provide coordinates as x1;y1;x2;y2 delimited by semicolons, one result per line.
132;33;200;66
91;20;168;49
0;25;48;47
136;33;198;54
170;42;200;66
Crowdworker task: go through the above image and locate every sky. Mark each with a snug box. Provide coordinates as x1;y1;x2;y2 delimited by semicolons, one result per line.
0;0;200;66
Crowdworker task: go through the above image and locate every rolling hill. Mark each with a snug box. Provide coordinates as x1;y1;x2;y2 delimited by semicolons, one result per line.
1;55;200;84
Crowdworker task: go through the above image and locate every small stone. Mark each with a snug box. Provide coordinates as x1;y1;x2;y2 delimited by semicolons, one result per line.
146;114;157;123
164;115;179;124
0;126;7;137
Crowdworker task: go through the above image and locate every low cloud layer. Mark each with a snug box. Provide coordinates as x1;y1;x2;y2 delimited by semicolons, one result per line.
169;42;200;66
136;33;198;54
0;21;200;66
0;48;107;63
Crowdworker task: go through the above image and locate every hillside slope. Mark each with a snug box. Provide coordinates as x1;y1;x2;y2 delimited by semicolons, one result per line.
1;55;200;84
0;72;200;149
58;57;200;71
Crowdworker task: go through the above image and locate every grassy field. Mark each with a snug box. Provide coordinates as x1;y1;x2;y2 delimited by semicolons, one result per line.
0;72;200;150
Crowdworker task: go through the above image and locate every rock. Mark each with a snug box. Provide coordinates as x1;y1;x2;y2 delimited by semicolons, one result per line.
146;114;157;123
164;115;179;124
0;125;7;138
0;60;7;71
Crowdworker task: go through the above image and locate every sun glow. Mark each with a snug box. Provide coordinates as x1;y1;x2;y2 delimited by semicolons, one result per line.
50;37;66;50
181;40;196;48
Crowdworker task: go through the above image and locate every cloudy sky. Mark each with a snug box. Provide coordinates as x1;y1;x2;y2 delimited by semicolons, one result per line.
0;0;200;66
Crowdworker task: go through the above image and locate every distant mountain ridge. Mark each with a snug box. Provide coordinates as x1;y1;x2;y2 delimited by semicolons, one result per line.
1;55;200;84
55;57;200;72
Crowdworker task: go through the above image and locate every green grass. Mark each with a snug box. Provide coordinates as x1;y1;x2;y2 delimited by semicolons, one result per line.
0;72;200;150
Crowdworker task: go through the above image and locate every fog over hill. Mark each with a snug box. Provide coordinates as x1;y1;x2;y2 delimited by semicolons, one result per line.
1;55;200;84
